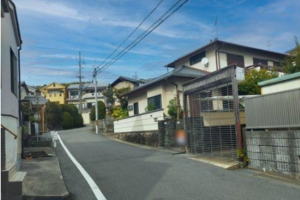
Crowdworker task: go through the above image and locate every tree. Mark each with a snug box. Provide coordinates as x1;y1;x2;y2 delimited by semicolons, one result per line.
114;87;131;109
61;112;74;129
238;69;279;95
60;104;83;128
282;37;300;74
45;102;62;129
112;106;128;120
167;97;183;120
103;84;115;116
90;101;106;121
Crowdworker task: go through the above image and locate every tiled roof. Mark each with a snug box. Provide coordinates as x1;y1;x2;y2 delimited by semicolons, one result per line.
110;76;148;87
67;83;107;90
123;65;208;96
23;96;49;105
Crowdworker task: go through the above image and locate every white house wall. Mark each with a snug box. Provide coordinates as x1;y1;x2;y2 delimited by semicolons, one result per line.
1;8;19;118
261;79;300;94
219;46;283;69
114;110;164;133
172;44;218;72
128;90;147;116
172;43;284;72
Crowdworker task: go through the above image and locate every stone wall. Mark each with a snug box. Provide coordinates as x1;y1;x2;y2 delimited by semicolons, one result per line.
110;132;159;147
246;130;300;179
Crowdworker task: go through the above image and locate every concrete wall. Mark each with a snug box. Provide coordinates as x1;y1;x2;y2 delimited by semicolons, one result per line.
114;110;164;133
82;113;90;124
261;79;300;94
246;130;300;179
1;116;19;169
1;5;19;118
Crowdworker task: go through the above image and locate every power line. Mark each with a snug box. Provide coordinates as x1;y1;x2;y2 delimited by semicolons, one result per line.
94;0;164;71
95;0;183;74
95;0;188;75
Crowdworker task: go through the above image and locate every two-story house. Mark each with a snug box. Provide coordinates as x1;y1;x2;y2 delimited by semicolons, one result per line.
114;40;287;134
40;82;67;104
67;83;107;124
1;0;27;199
166;39;286;74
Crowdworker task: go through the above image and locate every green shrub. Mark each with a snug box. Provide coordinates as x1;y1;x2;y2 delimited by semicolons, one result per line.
90;101;106;121
46;102;62;129
112;106;128;120
74;113;84;128
61;112;74;130
167;98;183;120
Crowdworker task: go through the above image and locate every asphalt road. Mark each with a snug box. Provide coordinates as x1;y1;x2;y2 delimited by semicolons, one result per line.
55;127;300;200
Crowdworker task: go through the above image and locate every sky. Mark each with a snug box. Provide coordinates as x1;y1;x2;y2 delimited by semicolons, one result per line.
14;0;300;86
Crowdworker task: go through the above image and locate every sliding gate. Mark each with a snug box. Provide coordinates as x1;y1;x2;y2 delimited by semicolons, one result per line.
183;66;244;158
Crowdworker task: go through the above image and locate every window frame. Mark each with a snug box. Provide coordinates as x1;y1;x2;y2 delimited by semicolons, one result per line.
147;94;162;110
189;51;206;66
10;49;18;97
253;57;268;65
226;53;245;68
133;102;139;115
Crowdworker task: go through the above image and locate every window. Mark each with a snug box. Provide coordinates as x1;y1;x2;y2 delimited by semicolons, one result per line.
190;51;206;65
10;49;18;96
147;95;161;110
227;53;244;67
133;102;139;115
273;61;281;67
87;103;93;109
70;91;79;96
253;58;268;65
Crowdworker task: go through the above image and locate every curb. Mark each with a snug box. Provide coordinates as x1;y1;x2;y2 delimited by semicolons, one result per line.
101;133;181;154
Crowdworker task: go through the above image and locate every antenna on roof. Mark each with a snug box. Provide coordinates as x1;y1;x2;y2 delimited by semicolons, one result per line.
214;16;218;39
267;40;272;50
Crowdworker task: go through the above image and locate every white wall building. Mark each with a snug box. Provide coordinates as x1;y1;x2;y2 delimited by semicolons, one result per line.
259;71;300;95
166;39;286;73
1;1;27;198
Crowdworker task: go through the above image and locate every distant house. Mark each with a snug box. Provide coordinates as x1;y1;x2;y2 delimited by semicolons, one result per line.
166;39;286;74
20;81;30;100
1;0;27;198
110;76;147;90
114;66;207;133
27;85;41;96
40;82;67;104
110;76;149;107
258;71;300;95
66;83;107;124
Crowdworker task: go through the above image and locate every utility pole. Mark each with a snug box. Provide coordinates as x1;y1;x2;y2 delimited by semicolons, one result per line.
78;51;83;114
93;68;99;134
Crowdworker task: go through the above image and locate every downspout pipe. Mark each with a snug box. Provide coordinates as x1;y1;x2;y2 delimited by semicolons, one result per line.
215;42;225;70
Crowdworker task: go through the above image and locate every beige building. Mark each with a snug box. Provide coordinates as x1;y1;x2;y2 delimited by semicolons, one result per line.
40;82;67;104
1;0;27;198
259;71;300;95
66;83;106;124
113;66;207;133
166;39;286;73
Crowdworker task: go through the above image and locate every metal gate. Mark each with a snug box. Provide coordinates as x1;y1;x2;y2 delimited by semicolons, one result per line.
183;65;244;158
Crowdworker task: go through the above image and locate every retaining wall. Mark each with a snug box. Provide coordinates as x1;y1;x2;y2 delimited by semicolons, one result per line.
246;130;300;179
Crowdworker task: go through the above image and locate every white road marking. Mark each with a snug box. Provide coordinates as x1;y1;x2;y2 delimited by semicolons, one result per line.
57;134;106;200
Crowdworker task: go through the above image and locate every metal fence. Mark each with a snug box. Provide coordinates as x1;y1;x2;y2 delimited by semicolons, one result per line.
183;65;244;158
245;89;300;129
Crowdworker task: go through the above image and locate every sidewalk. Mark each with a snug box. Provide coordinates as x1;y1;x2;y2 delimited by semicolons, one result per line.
21;132;69;200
